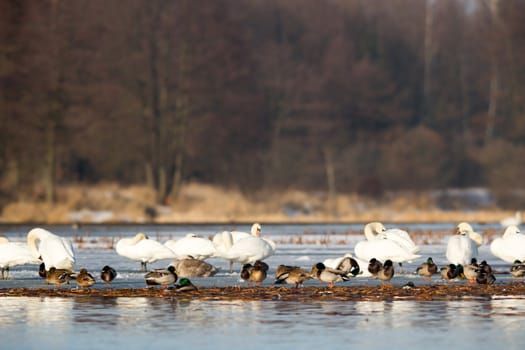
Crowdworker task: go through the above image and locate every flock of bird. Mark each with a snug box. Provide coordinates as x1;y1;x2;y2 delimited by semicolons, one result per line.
1;216;525;290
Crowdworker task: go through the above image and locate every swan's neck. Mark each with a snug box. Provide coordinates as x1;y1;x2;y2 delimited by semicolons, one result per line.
364;225;378;241
27;230;42;259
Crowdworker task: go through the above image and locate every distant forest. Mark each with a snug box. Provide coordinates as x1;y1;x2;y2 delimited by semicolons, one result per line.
1;0;524;206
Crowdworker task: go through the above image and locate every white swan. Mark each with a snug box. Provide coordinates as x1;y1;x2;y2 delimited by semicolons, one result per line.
490;225;525;263
0;237;41;279
500;211;522;228
27;228;75;271
164;233;216;260
323;253;371;277
213;223;276;272
445;222;480;266
115;233;176;271
354;222;421;271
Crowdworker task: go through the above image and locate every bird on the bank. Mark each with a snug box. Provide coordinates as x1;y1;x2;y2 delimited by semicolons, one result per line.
164;233;216;261
27;228;76;271
416;257;438;280
169;256;219;277
46;267;74;287
100;265;117;287
476;262;496;285
463;258;479;284
0;237;40;279
490;225;525;263
368;258;382;278
323;253;368;277
440;264;460;282
275;264;301;278
311;262;350;288
76;268;96;289
510;260;525;280
172;278;198;292
145;265;177;288
241;260;269;286
377;259;394;286
274;267;313;288
116;233;176;272
354;222;420;274
446;222;482;266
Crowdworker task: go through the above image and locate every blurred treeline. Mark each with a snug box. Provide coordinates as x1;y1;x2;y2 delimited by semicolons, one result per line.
1;0;524;207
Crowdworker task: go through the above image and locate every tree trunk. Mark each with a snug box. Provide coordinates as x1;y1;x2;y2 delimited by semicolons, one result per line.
422;0;434;125
323;147;337;217
485;0;500;144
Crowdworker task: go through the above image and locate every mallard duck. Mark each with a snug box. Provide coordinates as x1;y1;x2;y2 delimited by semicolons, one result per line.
478;260;493;274
368;258;382;278
241;260;268;286
169;256;219;277
324;254;367;277
76;268;96;289
100;265;117;286
276;264;300;278
440;264;459;282
145;265;177;288
510;260;525;280
311;262;350;288
377;259;394;285
476;268;496;285
274;267;312;288
172;278;198;292
463;258;479;283
46;267;74;287
416;257;438;280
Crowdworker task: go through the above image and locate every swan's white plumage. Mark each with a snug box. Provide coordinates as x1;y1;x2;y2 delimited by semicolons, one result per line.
354;222;421;264
0;237;40;274
445;222;480;265
116;233;176;268
500;211;522;228
164;233;216;260
490;225;525;263
26;228;76;271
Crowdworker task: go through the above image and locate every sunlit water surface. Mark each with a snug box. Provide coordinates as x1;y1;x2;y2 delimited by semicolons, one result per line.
1;223;525;349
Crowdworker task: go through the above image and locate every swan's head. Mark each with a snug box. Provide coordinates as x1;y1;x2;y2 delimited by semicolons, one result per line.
135;233;149;240
503;225;520;238
251;223;262;237
455;222;473;235
364;222;386;239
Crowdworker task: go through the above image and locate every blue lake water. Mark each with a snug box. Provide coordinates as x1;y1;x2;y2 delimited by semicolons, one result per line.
1;223;525;349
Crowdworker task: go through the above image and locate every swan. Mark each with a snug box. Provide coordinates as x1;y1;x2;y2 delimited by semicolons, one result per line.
500;211;522;228
323;253;369;277
490;225;525;263
115;233;176;271
445;222;480;265
27;228;76;271
354;222;421;272
213;223;276;272
164;233;216;260
0;237;41;279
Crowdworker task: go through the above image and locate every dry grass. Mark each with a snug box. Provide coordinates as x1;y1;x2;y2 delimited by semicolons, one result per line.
0;182;517;224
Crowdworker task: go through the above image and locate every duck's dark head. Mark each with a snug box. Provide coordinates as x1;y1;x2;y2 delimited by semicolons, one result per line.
384;260;393;268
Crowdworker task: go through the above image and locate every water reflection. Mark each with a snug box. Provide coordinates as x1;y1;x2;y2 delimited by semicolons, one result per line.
1;297;525;349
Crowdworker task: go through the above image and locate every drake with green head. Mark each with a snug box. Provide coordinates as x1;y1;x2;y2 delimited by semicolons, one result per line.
145;265;177;289
377;259;394;286
173;278;198;292
416;257;438;280
510;260;525;280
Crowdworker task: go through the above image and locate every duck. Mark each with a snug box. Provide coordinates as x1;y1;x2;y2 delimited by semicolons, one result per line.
311;262;350;288
27;228;76;271
416;257;438;280
462;258;479;283
172;278;198;292
46;267;74;287
76;268;96;289
377;259;394;285
275;264;301;278
164;233;216;260
169;256;220;277
241;260;269;286
476;262;496;285
323;254;361;277
445;222;481;266
500;211;522;228
367;258;382;278
510;260;525;280
490;225;525;263
214;223;276;273
274;266;312;288
100;265;117;286
354;222;420;273
0;237;40;279
116;233;176;271
440;264;460;282
145;265;178;288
